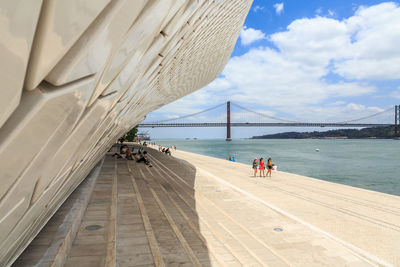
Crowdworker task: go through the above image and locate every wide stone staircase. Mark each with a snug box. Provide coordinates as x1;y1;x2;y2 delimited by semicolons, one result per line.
15;144;386;266
13;146;290;267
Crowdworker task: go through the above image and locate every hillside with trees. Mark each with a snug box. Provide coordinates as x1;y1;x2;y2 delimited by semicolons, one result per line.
251;126;399;139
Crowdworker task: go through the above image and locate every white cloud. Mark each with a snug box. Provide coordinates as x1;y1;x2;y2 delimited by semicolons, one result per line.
149;2;399;125
315;8;335;17
240;26;266;46
286;103;389;123
150;89;221;116
325;82;375;97
273;3;284;15
334;2;400;80
213;47;374;109
391;87;400;99
253;5;265;13
166;115;180;119
270;17;349;67
270;2;400;81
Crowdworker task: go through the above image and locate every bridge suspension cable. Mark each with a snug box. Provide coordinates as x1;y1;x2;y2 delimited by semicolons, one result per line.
149;102;225;123
333;106;393;124
145;101;394;125
230;102;300;123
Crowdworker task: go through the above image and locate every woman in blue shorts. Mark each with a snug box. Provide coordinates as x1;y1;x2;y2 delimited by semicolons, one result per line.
252;158;258;177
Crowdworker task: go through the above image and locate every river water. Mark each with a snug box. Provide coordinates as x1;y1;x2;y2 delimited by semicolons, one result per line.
154;139;400;196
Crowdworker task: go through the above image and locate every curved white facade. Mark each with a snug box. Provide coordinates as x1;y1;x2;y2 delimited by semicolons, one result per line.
0;0;252;265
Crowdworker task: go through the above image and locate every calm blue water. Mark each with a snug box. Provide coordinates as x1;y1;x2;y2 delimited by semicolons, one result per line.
155;139;400;196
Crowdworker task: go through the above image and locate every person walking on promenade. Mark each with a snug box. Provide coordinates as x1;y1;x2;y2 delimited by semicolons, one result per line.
259;158;265;177
267;158;273;177
252;158;258;177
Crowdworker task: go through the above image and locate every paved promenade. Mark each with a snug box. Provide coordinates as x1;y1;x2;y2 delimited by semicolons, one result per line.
165;147;400;267
15;145;400;266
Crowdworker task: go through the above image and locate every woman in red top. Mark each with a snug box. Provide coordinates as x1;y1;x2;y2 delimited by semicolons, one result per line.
259;158;265;177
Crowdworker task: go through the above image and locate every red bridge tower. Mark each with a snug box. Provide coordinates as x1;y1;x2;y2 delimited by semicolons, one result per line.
226;101;231;141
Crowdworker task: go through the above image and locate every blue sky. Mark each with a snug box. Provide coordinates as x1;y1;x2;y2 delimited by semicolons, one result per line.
143;0;400;139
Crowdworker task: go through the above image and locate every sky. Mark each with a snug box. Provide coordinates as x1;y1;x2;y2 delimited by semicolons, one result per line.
143;0;400;139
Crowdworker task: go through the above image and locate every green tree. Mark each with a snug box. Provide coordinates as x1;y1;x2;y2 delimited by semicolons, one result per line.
124;126;138;142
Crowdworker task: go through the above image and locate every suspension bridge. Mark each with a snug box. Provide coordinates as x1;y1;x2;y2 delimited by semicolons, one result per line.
139;102;400;140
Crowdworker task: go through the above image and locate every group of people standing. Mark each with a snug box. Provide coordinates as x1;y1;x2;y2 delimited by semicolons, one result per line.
252;157;273;177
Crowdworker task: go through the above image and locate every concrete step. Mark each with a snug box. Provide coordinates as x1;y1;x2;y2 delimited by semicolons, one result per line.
127;161;194;266
17;143;388;266
12;159;104;267
136;162;225;266
63;151;234;266
64;156;117;266
148;153;287;267
148;166;245;266
147;149;380;266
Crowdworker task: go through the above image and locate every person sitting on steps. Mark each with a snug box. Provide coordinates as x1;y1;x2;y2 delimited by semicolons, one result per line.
136;150;152;167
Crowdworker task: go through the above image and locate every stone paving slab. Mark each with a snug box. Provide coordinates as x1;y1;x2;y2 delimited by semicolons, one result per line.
16;144;400;266
160;146;400;267
12;159;103;267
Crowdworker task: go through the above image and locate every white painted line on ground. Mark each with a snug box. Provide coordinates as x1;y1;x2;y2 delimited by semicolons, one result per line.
197;167;392;267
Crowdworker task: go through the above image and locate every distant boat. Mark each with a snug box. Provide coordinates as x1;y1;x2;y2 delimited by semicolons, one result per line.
315;148;320;152
137;131;151;141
